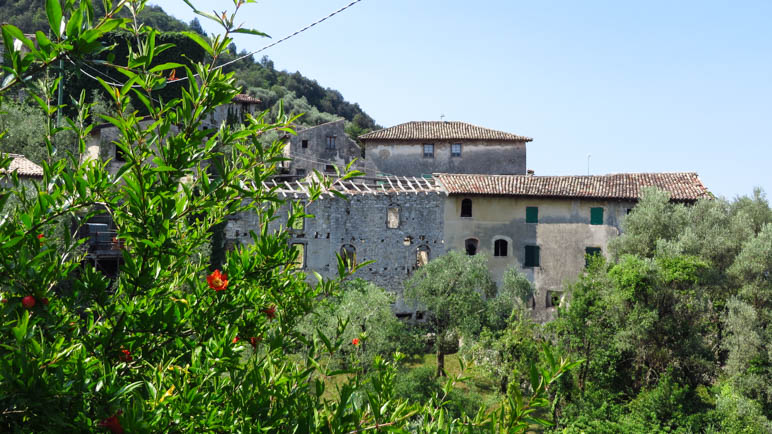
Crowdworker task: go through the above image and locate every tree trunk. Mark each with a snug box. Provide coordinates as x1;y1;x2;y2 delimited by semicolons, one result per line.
436;348;446;377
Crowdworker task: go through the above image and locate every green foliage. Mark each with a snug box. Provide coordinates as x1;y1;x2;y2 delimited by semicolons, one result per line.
405;250;495;376
485;267;534;331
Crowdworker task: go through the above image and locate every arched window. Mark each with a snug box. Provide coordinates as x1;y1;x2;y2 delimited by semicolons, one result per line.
461;198;472;218
340;244;357;268
465;238;478;256
494;239;508;257
416;245;430;267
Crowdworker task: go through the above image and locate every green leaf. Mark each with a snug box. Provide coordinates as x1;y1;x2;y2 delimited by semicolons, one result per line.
46;0;63;39
149;62;184;73
232;27;270;38
181;31;213;56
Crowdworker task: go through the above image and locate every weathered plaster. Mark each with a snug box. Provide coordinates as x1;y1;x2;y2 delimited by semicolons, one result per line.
365;140;527;176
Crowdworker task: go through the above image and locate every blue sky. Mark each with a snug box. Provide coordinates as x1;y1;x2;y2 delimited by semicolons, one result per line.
153;0;771;199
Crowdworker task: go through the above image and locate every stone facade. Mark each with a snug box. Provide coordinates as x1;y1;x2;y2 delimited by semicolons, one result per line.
225;182;446;317
359;121;531;177
285;120;369;178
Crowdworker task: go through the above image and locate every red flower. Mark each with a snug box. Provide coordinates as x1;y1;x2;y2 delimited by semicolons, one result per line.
249;336;262;348
232;336;240;343
261;305;276;320
41;297;49;305
1;298;7;304
22;296;35;309
37;233;44;240
352;338;360;346
206;269;228;291
119;349;132;362
98;412;124;434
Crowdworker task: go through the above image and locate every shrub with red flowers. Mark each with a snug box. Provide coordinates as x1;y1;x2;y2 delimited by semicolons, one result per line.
0;1;576;432
206;269;228;291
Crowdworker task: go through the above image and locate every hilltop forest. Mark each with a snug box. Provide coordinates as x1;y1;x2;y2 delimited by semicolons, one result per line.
0;0;379;162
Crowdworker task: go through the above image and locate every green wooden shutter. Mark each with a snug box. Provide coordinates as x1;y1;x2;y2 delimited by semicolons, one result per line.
525;206;538;223
590;207;604;225
525;245;540;267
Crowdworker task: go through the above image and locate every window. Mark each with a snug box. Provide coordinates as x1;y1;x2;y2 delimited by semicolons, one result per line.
590;207;604;225
340;244;356;268
291;201;305;231
387;205;400;228
326;136;336;149
301;139;308;149
325;164;336;173
423;143;434;158
295;168;306;177
115;144;126;162
451;143;462;157
460;198;472;218
465;238;478;256
291;243;305;268
416;245;430;267
585;247;601;267
494;239;508;257
524;245;540;267
525;206;538;223
547;290;562;308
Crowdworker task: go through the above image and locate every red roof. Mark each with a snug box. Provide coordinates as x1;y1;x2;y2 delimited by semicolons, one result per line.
233;94;261;104
435;172;710;201
359;121;532;142
1;154;43;178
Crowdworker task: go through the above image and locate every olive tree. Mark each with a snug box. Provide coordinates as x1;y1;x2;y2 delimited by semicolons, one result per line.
404;250;495;376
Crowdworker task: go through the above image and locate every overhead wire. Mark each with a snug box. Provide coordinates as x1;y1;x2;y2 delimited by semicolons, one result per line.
71;0;365;89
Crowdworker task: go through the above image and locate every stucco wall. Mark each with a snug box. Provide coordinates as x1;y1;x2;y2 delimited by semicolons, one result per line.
225;190;446;315
443;195;634;320
365;140;527;176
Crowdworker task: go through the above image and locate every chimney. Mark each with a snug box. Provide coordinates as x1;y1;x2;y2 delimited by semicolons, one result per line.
527;169;535;176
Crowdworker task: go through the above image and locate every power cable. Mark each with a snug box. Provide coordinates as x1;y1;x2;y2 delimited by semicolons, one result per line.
71;0;365;89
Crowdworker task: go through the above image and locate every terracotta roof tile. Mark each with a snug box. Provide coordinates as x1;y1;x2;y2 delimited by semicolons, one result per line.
359;121;532;142
233;94;261;104
1;154;43;178
435;172;710;201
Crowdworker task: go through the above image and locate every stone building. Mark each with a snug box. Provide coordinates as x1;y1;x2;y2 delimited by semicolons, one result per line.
224;172;709;319
359;121;532;177
283;119;369;179
224;176;445;316
435;172;709;320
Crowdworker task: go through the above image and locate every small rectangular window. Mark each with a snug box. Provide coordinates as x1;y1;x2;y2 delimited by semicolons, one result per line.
301;139;308;149
291;243;305;268
326;136;336;150
423;143;434;158
291;202;305;231
590;207;604;225
325;164;336;173
387;206;400;228
524;245;540;267
295;168;306;177
547;290;562;308
494;239;508;257
585;247;601;267
115;144;126;162
525;206;538;223
451;143;462;157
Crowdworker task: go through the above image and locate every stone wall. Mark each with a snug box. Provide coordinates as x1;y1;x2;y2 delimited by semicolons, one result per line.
286;120;370;177
225;190;446;316
364;140;527;176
